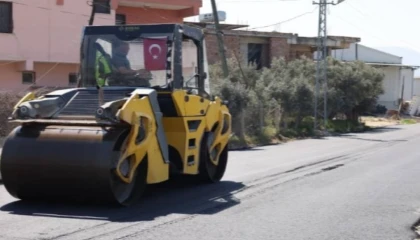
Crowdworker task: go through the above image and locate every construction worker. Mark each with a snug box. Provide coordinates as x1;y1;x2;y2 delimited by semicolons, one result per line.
112;41;152;87
95;45;112;88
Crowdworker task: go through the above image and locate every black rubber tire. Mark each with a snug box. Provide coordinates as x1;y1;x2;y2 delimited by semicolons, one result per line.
198;132;228;183
111;156;148;207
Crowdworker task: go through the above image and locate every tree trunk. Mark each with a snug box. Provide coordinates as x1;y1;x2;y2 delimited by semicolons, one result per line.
345;109;360;122
238;110;247;145
281;111;288;129
259;100;264;132
274;107;281;133
294;114;302;130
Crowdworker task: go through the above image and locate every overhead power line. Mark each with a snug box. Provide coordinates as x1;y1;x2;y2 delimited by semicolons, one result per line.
247;6;317;30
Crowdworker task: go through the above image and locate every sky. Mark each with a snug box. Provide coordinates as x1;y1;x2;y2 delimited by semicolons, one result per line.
185;0;420;57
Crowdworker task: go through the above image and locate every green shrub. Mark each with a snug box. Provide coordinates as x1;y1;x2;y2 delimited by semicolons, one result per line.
210;56;385;148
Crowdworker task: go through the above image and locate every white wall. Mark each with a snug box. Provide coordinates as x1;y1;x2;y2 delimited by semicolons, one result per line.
401;68;414;101
377;66;400;109
376;66;415;110
414;78;420;96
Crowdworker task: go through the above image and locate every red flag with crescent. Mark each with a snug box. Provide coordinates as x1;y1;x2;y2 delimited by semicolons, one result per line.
143;38;167;71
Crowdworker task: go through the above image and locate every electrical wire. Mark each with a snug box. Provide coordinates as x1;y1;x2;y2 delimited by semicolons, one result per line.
247;6;317;30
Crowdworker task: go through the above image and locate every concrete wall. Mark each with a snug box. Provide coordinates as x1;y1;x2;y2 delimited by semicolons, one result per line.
0;0;115;63
0;62;79;91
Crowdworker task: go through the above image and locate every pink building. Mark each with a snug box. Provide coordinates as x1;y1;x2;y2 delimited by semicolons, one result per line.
0;0;202;91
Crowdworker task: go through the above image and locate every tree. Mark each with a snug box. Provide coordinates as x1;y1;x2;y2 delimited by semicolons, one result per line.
326;58;385;121
208;55;385;147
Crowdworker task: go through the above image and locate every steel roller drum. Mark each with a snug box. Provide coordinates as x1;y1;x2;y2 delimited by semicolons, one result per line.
0;124;143;205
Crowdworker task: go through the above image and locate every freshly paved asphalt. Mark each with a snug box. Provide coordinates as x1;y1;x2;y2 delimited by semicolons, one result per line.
1;125;420;240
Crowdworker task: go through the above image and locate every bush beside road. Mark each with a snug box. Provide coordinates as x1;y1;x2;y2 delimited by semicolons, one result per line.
210;56;387;149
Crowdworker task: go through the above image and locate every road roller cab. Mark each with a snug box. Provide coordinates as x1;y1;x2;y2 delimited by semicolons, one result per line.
0;24;232;206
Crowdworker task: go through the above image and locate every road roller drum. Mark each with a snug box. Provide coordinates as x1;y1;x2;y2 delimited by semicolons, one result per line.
1;125;147;205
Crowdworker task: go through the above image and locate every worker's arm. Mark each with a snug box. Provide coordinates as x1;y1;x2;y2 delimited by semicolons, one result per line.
116;67;151;81
116;66;137;75
113;56;151;77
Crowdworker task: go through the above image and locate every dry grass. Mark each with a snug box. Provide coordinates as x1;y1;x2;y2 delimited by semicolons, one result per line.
0;91;23;137
361;115;420;128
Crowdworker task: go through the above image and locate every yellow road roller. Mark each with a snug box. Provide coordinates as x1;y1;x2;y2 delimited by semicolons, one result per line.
0;24;231;206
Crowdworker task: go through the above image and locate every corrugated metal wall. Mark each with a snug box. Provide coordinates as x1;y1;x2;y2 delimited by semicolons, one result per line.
331;43;402;64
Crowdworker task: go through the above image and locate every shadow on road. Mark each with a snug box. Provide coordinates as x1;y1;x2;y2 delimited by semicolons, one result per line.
330;135;407;143
362;126;403;134
0;177;245;222
229;143;280;152
323;126;407;142
229;147;265;152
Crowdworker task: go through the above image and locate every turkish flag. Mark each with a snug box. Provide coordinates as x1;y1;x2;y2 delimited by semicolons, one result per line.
143;38;167;71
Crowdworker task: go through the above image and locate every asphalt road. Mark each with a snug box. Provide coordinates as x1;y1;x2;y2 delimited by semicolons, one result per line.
1;125;420;240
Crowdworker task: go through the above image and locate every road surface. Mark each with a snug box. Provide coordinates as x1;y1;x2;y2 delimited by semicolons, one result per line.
1;125;420;240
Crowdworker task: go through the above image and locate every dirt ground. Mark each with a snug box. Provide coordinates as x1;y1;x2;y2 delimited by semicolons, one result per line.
361;115;420;128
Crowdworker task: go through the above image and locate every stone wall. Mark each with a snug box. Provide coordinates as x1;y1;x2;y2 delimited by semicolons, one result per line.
204;32;292;66
205;34;242;65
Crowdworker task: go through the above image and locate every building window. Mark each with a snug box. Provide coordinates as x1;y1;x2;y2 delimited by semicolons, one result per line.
93;0;110;14
0;1;13;33
69;73;77;85
247;43;269;70
22;71;35;84
116;14;126;25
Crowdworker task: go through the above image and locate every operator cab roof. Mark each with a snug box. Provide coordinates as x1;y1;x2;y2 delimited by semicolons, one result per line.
83;23;204;42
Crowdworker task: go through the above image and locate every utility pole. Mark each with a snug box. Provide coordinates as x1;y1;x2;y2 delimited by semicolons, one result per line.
210;0;229;78
88;0;97;26
312;0;345;131
78;0;97;88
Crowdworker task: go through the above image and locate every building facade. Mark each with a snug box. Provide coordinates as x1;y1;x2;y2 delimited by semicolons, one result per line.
0;0;201;90
186;22;360;69
331;43;420;110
